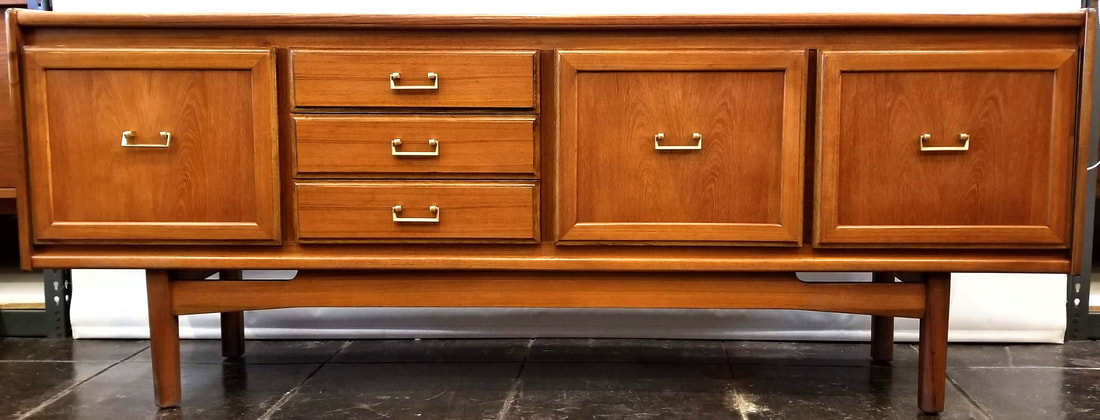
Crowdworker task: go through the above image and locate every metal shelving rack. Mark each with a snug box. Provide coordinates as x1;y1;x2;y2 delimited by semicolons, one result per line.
1066;0;1100;340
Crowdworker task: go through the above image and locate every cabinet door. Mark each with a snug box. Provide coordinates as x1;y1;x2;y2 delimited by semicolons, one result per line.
557;50;806;245
25;49;279;242
816;50;1078;247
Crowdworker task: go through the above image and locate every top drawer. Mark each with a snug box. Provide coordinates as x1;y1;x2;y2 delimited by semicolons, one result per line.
290;49;537;108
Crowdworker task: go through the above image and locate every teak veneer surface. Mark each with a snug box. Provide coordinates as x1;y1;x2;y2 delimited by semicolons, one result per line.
293;115;537;176
558;50;805;245
8;11;1092;413
169;271;927;318
295;181;539;241
6;10;1090;274
290;49;536;108
817;49;1079;247
0;12;13;189
13;11;1086;29
27;244;1070;273
23;48;280;242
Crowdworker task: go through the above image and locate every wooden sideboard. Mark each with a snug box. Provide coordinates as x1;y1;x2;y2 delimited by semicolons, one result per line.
6;10;1097;414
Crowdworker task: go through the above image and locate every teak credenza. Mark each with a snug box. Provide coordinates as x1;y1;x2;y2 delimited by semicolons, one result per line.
6;9;1097;413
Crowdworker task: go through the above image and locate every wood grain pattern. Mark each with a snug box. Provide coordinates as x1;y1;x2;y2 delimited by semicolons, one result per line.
558;50;805;244
871;272;895;362
0;8;14;188
13;10;1086;29
24;28;1081;54
5;14;1089;275
918;272;951;414
5;12;1090;413
170;271;927;318
146;269;181;408
7;10;31;269
23;48;281;242
1072;9;1097;275
291;49;535;108
0;187;13;198
219;270;244;359
816;49;1078;247
293;115;536;175
295;181;538;241
27;243;1070;273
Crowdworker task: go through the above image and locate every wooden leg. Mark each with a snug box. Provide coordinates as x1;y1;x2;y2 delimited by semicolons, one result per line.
146;270;181;408
220;311;245;358
219;270;245;359
870;272;895;363
918;272;951;414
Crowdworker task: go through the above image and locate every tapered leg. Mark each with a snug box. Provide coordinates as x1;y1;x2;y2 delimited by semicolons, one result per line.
219;270;246;359
146;270;181;408
918;272;951;414
870;272;895;363
220;311;245;358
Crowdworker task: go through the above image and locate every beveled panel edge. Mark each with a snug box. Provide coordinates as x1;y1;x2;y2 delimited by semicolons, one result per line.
555;49;806;245
13;10;1087;30
1070;9;1097;275
290;114;539;177
814;48;1080;248
27;246;1072;273
292;180;541;244
6;10;31;269
22;48;283;244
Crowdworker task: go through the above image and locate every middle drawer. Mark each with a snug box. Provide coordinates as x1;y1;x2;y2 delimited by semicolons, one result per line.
294;115;537;176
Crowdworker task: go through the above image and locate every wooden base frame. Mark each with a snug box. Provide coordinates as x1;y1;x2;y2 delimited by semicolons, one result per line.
146;269;950;413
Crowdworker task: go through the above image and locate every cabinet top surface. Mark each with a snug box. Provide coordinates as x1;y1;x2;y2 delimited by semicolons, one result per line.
10;9;1088;29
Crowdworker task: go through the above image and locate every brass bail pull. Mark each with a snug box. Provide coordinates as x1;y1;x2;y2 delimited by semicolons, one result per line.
654;132;703;151
390;72;439;90
120;130;171;148
919;133;969;152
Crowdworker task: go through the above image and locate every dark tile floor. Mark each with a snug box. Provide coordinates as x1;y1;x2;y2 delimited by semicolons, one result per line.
0;338;1097;420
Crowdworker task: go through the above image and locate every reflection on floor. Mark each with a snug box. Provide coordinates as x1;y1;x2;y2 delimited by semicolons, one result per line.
0;338;1098;419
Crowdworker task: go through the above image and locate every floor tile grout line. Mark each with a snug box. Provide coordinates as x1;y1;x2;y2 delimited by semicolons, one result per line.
494;340;531;420
956;366;1100;370
256;340;352;420
14;345;147;420
0;343;151;364
721;341;752;420
946;373;995;420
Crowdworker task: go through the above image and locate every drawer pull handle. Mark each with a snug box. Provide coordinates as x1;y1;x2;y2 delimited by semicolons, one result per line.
654;132;703;151
392;205;440;223
389;72;439;90
391;138;440;157
120;130;171;148
919;133;969;152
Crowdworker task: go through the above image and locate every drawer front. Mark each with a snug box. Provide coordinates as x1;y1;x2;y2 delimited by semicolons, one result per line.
557;50;806;245
816;50;1078;247
25;48;280;242
294;115;536;175
291;49;536;108
296;182;538;241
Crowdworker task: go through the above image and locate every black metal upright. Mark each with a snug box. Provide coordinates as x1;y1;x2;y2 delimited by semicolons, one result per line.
1068;0;1100;340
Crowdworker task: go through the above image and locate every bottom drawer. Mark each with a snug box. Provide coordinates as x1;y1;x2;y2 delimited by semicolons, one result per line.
295;181;538;241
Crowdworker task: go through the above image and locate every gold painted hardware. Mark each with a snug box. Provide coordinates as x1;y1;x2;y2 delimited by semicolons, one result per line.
654;132;703;151
391;138;440;157
392;205;441;223
120;130;171;148
389;72;439;90
919;133;969;152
